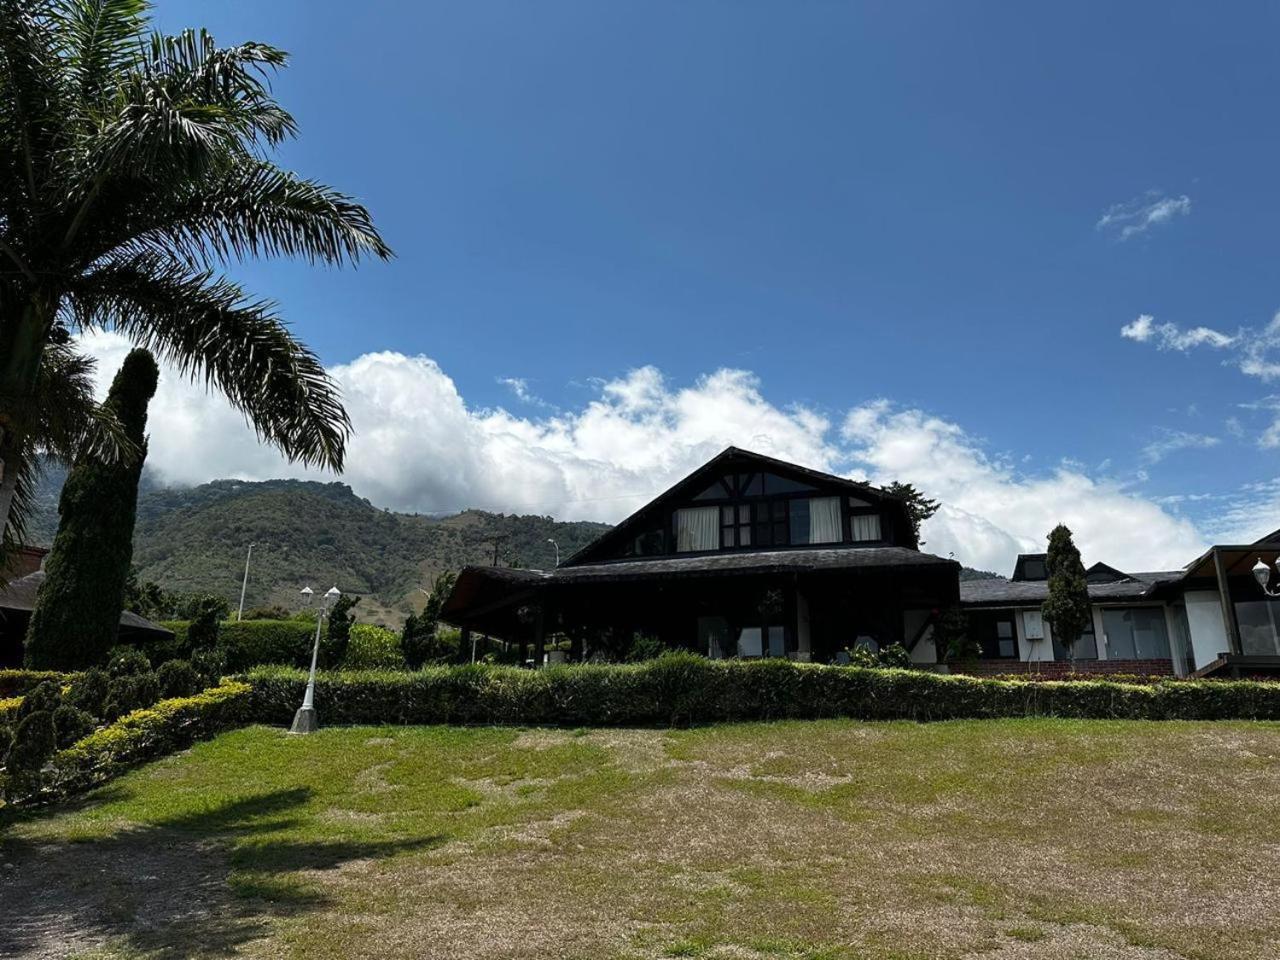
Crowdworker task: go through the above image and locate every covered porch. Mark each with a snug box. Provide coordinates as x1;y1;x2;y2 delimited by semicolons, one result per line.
441;547;960;665
1176;542;1280;677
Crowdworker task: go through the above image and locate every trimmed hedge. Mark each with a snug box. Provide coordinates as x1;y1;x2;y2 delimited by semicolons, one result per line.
0;669;74;698
27;681;252;805
241;654;1280;728
158;618;320;671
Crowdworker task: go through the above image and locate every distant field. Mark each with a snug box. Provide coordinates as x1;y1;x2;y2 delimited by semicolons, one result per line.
4;719;1280;959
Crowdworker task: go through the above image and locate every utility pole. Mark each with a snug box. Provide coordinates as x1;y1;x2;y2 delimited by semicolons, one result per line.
237;542;256;621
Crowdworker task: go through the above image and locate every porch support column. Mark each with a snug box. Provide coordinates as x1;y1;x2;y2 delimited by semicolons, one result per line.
1213;547;1243;656
533;605;547;667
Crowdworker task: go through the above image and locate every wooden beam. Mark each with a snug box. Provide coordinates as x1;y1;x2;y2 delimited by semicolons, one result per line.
1213;547;1243;656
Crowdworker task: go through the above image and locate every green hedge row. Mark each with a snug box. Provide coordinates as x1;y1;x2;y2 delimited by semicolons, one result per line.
241;654;1280;727
24;681;252;806
0;669;74;698
158;619;320;671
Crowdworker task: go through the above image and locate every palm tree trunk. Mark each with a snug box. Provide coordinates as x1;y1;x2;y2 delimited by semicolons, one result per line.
0;292;55;547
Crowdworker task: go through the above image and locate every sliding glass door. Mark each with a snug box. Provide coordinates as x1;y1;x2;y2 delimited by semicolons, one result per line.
1100;607;1171;660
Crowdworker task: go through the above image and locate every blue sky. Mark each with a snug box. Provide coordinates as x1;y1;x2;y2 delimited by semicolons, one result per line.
114;0;1280;572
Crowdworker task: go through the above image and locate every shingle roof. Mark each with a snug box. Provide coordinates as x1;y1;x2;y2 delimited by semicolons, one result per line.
464;546;957;587
0;571;173;635
959;570;1182;607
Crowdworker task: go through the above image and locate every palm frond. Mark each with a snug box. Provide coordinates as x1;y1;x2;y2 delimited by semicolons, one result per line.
52;0;149;105
67;254;350;471
126;160;393;267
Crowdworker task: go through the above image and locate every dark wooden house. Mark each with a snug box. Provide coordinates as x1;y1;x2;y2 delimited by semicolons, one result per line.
441;447;959;663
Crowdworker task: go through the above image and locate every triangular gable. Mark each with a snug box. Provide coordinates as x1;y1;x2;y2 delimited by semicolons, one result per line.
560;446;906;567
1085;561;1136;584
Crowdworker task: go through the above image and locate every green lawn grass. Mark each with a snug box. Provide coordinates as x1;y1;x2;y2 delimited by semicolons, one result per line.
4;719;1280;959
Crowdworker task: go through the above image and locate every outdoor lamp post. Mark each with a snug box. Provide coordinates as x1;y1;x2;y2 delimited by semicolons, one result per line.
291;585;341;734
1253;558;1280;598
236;542;256;621
547;538;560;567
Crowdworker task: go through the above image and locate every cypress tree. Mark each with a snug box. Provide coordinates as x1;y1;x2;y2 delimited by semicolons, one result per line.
1041;523;1092;663
25;350;159;669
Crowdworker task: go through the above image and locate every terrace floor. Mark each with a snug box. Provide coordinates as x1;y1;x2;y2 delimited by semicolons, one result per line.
3;719;1280;959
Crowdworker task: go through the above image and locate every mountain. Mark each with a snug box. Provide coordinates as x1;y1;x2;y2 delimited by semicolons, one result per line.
27;469;1001;626
27;470;609;626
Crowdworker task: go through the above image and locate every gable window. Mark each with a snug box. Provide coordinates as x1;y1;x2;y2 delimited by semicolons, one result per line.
753;500;790;547
850;512;882;542
674;506;718;552
790;497;842;544
721;504;752;548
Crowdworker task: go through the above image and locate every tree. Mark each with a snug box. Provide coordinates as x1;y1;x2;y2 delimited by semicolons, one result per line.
932;605;977;664
25;349;158;669
885;482;939;548
401;571;457;668
1041;524;1091;664
322;594;358;667
0;0;392;556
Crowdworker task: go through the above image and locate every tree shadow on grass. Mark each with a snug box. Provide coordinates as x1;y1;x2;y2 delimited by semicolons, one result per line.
0;787;444;959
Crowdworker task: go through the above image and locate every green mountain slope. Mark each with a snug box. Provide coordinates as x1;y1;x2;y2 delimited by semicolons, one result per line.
28;472;608;626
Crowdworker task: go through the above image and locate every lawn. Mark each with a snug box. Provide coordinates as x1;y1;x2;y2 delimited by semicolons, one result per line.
3;720;1280;960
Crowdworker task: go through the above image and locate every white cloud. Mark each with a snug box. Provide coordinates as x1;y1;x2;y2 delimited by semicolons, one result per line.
1140;429;1220;465
1120;313;1236;351
838;403;1205;572
1097;192;1191;241
77;331;1209;575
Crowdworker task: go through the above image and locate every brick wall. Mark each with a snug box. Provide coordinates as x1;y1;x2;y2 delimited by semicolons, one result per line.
951;659;1176;678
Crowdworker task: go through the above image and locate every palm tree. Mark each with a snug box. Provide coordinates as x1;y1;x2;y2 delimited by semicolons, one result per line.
0;0;392;551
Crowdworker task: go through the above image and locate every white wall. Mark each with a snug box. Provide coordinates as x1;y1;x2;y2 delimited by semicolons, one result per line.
904;609;936;664
1184;590;1230;670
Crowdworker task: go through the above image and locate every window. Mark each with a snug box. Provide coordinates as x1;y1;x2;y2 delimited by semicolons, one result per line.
753;500;790;546
674;506;718;552
733;623;789;658
850;513;882;542
1101;607;1171;660
1021;559;1047;580
968;611;1018;658
788;497;841;545
720;504;752;548
1234;600;1280;656
1051;614;1097;660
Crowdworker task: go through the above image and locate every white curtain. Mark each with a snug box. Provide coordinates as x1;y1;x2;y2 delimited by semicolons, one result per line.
851;513;882;542
675;506;719;552
808;497;842;544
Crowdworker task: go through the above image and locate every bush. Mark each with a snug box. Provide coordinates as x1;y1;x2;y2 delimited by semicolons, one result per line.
345;624;406;670
103;672;161;723
4;710;56;800
157;660;201;699
29;681;252;806
52;704;96;750
241;655;1280;728
0;669;73;698
879;643;912;669
107;647;153;678
322;595;358;668
66;668;110;717
186;595;226;651
18;679;63;719
191;647;228;687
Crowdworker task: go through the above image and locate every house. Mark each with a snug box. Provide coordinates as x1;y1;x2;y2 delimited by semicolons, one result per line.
440;447;1280;678
0;570;175;668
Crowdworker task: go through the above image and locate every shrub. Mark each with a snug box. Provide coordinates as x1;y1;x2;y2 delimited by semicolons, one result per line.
103;672;161;723
37;681;252;805
879;643;912;669
186;595;226;651
18;680;63;719
107;647;153;678
191;647;228;687
52;704;96;750
220;619;318;670
4;710;57;800
66;668;110;717
345;624;406;670
0;669;73;698
322;595;358;668
626;635;669;662
847;646;880;668
241;655;1280;728
157;660;201;699
0;724;12;764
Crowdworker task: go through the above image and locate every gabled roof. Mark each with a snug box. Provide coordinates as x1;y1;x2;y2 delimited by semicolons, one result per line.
1085;562;1136;584
959;569;1183;608
0;571;172;636
560;446;909;567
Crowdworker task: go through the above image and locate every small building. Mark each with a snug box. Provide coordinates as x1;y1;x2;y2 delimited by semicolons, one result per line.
441;447;1280;678
0;570;174;668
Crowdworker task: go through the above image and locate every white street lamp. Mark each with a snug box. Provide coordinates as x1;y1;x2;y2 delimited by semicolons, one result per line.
237;542;257;621
1253;558;1280;598
291;585;341;734
547;538;560;567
